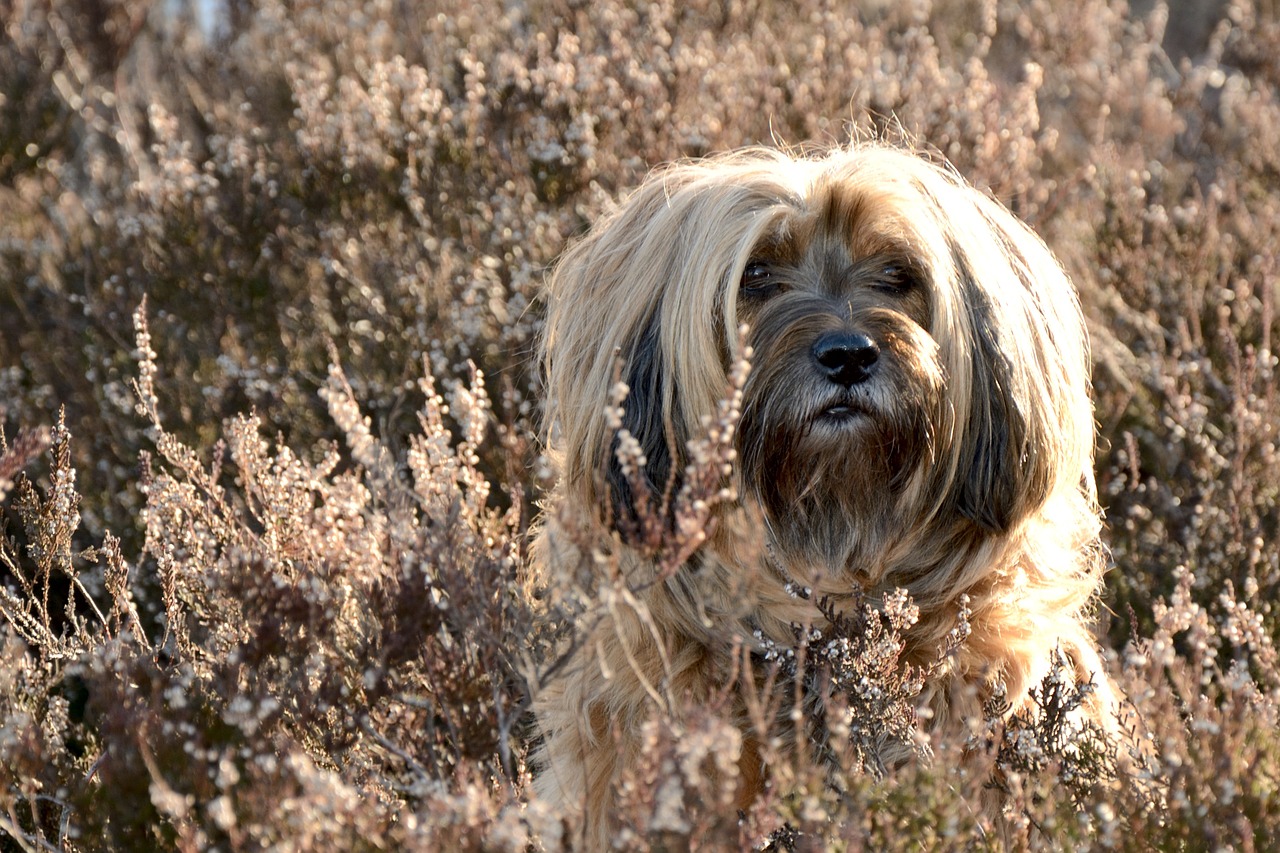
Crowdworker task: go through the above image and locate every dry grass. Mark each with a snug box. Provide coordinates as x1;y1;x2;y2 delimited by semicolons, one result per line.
2;0;1279;849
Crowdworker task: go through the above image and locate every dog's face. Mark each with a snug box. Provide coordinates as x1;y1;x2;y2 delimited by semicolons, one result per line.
732;185;945;555
541;145;1095;574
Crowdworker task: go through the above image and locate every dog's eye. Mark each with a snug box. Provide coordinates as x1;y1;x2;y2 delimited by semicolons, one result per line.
875;262;917;294
741;262;780;296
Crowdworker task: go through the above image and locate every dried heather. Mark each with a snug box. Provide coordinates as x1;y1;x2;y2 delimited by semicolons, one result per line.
1;0;1279;849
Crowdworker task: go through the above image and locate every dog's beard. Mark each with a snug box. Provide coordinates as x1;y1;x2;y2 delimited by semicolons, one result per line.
737;316;944;566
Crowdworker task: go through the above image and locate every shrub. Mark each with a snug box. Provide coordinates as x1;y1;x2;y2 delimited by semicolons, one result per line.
2;0;1279;849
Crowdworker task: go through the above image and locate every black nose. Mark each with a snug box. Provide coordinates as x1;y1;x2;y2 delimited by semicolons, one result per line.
812;331;880;386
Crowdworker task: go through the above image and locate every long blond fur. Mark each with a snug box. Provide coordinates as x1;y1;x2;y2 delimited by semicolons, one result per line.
533;142;1113;848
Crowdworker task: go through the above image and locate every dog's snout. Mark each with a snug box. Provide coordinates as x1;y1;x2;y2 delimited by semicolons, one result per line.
812;331;880;386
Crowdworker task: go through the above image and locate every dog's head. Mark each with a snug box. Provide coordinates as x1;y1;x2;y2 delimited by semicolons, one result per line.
541;145;1095;570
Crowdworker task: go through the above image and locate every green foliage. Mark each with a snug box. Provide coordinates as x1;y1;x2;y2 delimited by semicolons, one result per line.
2;0;1280;849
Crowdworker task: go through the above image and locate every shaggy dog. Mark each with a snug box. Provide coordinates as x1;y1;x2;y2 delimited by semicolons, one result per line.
532;143;1115;846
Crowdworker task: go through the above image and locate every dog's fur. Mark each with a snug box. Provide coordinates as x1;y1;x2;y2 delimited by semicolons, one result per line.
532;143;1114;846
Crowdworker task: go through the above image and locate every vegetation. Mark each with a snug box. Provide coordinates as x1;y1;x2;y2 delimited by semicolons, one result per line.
2;0;1278;848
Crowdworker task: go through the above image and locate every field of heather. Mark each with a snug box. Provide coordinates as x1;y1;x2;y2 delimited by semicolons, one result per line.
2;1;1278;849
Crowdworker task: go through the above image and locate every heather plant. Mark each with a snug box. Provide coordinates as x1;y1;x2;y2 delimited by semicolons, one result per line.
3;0;1280;849
1;306;549;850
752;587;967;780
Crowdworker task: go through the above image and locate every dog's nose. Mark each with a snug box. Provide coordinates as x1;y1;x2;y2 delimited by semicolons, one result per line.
812;331;880;386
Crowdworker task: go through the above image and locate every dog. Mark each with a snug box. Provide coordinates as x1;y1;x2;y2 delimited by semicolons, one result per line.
531;143;1115;846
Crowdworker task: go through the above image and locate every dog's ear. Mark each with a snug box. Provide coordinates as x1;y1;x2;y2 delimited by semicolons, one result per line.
952;245;1054;535
956;287;1035;533
543;152;788;531
604;314;682;531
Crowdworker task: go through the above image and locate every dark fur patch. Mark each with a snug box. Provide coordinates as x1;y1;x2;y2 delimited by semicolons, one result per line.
951;242;1040;533
604;315;682;532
